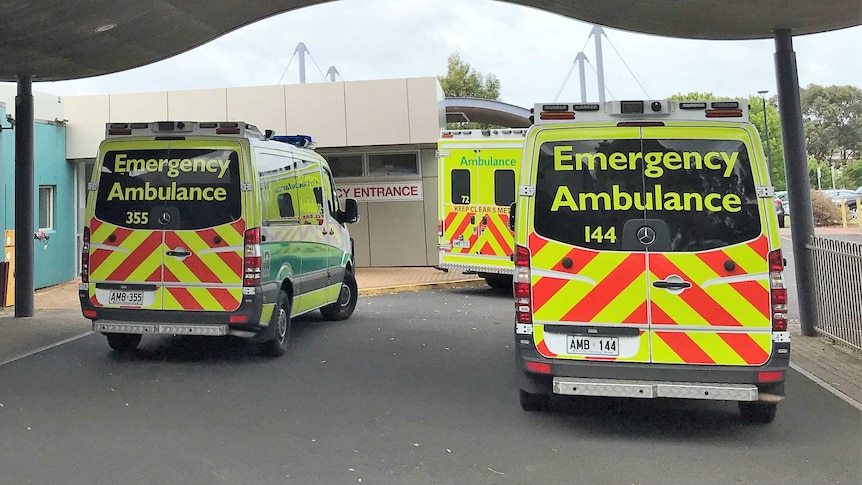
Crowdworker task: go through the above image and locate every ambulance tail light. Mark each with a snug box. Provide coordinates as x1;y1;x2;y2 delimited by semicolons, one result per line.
514;245;533;324
80;227;90;283
539;111;575;121
243;228;262;287
768;249;787;332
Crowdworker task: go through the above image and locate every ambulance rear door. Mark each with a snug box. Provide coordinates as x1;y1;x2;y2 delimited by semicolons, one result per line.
528;126;651;363
439;139;520;268
639;125;772;367
88;140;246;313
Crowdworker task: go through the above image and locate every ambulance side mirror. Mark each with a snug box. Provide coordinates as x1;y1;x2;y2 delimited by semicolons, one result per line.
508;203;516;231
338;198;359;224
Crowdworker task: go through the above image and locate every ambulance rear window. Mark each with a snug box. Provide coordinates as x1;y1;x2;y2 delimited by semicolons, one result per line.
533;138;761;251
451;169;471;204
494;169;516;206
94;148;241;230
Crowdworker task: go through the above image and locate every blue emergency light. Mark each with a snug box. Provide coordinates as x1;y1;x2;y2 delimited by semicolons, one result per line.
273;135;315;148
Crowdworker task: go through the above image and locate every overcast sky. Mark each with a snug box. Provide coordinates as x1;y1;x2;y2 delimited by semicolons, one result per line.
31;0;862;108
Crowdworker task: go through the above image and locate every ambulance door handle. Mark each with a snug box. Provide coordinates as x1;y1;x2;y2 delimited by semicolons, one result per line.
652;279;692;290
166;249;191;258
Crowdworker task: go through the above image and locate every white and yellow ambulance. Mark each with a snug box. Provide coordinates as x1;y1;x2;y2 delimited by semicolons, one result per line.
511;101;789;423
79;121;359;357
437;129;526;288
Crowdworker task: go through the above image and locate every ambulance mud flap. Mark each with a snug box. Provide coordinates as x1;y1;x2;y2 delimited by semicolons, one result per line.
552;378;760;401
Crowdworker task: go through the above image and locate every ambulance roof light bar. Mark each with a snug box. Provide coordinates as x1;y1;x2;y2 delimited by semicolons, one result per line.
106;121;263;138
440;128;527;139
272;134;316;148
533;100;749;124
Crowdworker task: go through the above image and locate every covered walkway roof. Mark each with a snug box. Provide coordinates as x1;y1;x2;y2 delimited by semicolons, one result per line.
0;0;860;82
444;97;532;128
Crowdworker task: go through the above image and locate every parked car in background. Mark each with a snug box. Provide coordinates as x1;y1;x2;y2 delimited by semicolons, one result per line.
775;190;790;216
821;189;861;220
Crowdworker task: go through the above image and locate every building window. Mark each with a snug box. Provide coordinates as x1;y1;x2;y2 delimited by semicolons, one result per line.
367;153;419;177
39;186;54;230
327;154;364;178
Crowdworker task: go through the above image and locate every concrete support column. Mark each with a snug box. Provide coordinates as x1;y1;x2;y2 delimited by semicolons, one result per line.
14;75;34;317
774;29;817;336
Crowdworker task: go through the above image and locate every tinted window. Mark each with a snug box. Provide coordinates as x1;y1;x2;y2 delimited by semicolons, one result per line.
451;169;471;205
533;138;759;251
494;169;516;206
96;149;241;230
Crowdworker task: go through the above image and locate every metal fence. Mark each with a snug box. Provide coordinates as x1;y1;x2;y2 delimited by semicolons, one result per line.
807;236;862;352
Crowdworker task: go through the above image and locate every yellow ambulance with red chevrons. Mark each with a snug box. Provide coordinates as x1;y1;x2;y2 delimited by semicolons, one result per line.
437;129;525;288
80;122;359;357
512;100;789;423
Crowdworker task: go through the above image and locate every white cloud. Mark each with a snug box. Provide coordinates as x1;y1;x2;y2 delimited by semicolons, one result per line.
34;0;862;109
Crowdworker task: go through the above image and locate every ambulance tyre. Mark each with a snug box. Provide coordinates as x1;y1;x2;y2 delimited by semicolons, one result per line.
519;389;550;412
105;333;141;352
262;291;291;358
320;272;358;321
738;401;777;424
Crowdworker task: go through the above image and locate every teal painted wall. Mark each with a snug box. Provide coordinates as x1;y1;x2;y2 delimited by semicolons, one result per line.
0;104;76;289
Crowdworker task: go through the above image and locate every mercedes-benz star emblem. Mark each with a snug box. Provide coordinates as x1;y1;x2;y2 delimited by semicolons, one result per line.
637;226;656;246
158;212;172;225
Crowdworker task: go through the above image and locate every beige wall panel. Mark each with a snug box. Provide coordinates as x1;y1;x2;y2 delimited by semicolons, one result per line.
284;83;347;147
226;86;287;134
345;79;409;147
0;85;64;121
167;88;227;121
349;203;371;267
367;201;427;266
64;95;109;159
109;92;168;123
407;77;444;144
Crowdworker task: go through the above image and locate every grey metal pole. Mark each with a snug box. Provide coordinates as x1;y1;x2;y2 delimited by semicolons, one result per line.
592;25;606;104
295;42;308;84
326;66;339;82
774;29;818;336
14;74;34;317
575;52;587;102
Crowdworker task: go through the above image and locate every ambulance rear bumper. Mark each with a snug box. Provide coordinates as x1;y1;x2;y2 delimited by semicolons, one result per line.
517;344;790;401
551;378;761;401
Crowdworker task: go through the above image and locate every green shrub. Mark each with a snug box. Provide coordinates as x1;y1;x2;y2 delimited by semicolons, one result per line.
811;190;840;226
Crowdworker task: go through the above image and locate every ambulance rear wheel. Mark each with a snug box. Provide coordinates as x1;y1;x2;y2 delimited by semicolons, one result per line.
261;291;291;358
105;333;141;352
738;401;777;424
320;272;358;321
519;389;550;412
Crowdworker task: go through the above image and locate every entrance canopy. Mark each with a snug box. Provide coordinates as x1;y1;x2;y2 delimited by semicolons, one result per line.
0;0;860;82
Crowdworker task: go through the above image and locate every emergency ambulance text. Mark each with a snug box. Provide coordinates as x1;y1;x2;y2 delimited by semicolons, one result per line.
550;184;742;213
553;146;738;178
113;153;232;179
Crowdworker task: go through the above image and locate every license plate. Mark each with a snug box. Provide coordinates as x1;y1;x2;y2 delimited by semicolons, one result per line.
566;335;619;356
108;290;144;306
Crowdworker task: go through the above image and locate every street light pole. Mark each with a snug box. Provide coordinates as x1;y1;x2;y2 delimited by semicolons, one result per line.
757;90;773;180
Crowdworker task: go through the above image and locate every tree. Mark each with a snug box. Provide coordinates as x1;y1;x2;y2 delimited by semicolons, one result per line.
438;52;501;101
800;84;862;179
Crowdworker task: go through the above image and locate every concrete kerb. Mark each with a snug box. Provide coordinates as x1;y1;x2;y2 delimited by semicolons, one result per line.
359;279;485;296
